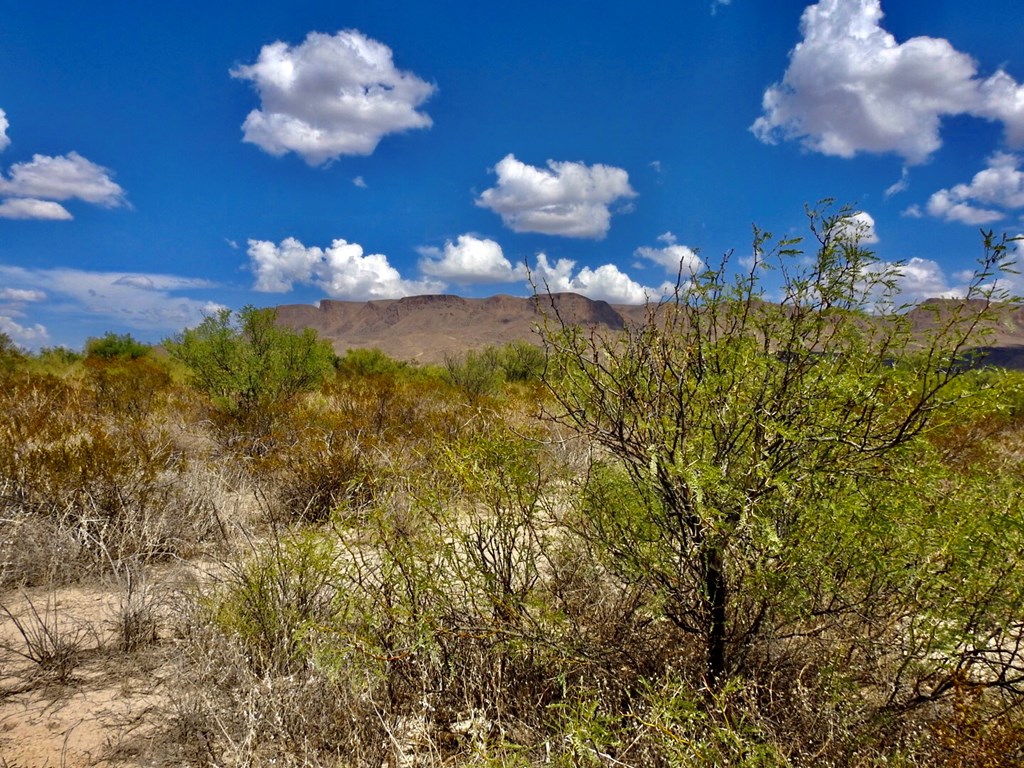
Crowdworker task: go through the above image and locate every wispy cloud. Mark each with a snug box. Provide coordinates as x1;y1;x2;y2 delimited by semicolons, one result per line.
885;167;910;198
0;108;9;153
0;264;223;335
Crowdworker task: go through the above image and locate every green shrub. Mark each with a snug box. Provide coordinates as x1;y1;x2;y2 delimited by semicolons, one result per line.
0;331;25;374
164;306;336;447
85;331;151;360
335;346;410;378
444;346;504;400
499;340;546;383
211;531;341;675
154;209;1024;765
32;345;83;375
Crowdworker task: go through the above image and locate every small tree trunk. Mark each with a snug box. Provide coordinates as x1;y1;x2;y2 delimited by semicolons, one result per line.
704;545;728;686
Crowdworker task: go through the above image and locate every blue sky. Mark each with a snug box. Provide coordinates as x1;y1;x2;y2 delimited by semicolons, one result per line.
1;0;1023;349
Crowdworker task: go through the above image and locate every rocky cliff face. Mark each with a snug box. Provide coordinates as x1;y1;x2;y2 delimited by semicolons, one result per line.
274;293;632;363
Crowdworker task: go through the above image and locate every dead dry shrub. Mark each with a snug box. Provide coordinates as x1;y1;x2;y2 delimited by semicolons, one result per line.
922;682;1024;768
253;419;376;525
0;591;94;683
0;508;87;587
85;355;173;419
0;372;220;587
242;374;475;527
107;561;162;653
169;619;389;768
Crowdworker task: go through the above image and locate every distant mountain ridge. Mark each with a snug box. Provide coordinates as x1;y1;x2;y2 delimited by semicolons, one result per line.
275;293;642;364
274;293;1024;369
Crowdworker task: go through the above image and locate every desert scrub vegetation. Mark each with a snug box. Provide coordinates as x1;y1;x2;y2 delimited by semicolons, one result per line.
443;340;547;401
3;208;1024;766
0;355;218;589
147;211;1024;766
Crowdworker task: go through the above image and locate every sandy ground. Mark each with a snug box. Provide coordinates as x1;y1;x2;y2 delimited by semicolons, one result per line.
0;571;192;767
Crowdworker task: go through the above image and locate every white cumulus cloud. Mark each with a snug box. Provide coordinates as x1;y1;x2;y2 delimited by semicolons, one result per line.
926;190;1003;226
0;198;73;220
0;114;126;220
955;153;1024;209
925;152;1024;225
0;109;9;153
859;257;970;309
248;237;444;299
864;254;1024;308
635;232;703;274
835;211;880;244
476;154;637;239
418;234;526;284
0;152;126;207
531;253;667;305
0;315;48;345
752;0;1024;164
231;30;436;166
891;257;962;304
